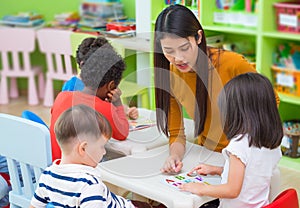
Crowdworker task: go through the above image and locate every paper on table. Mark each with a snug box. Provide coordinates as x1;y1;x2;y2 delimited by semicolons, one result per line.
129;118;156;131
162;172;221;191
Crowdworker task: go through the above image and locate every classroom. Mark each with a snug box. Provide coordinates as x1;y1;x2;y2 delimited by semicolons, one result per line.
0;0;299;207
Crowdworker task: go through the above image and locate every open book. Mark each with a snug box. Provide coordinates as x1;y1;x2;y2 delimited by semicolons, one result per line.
129;119;156;131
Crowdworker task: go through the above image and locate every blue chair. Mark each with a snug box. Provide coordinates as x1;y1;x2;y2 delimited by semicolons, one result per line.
21;110;49;129
0;113;52;208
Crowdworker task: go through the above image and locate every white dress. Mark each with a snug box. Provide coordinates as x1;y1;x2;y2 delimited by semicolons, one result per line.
219;134;282;208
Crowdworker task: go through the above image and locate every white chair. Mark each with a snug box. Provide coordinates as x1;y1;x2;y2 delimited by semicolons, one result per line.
0;27;44;105
36;28;77;107
0;113;52;208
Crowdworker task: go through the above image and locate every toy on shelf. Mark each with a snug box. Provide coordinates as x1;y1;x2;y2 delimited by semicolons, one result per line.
51;11;80;28
106;21;135;32
103;20;136;37
282;120;300;158
273;43;300;70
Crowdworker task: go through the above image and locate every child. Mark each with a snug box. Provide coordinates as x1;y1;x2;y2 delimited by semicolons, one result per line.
30;105;136;207
179;73;283;208
50;37;130;161
62;37;139;120
31;105;161;208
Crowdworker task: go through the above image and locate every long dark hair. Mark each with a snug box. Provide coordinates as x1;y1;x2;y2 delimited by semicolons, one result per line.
218;73;283;148
154;4;209;137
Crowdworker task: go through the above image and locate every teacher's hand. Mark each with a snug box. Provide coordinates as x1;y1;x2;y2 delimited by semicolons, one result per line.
161;155;183;174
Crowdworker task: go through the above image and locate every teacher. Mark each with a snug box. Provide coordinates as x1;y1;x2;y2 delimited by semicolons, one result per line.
153;4;261;173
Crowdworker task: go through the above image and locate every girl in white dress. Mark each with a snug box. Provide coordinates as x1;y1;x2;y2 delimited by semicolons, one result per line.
179;73;283;208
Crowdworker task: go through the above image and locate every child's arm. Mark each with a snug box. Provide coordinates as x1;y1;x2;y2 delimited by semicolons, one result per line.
125;106;139;120
180;153;245;199
189;164;223;176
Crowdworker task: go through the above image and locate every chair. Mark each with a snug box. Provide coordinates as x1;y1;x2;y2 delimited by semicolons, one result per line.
70;32;150;108
36;28;77;107
21;110;49;129
263;188;299;208
0;113;52;208
0;170;10;208
0;27;44;105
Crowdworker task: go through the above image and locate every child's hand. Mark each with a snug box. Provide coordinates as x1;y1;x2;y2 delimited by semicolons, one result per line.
179;182;207;196
107;88;122;106
127;107;139;120
189;164;222;176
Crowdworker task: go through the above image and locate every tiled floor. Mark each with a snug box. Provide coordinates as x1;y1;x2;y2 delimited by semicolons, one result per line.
1;95;299;204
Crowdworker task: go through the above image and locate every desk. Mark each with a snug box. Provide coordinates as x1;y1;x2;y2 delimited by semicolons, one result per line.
99;142;224;208
109;37;150;53
105;108;195;155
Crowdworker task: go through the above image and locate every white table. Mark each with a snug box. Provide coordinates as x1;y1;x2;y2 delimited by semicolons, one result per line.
99;142;225;208
105;108;195;155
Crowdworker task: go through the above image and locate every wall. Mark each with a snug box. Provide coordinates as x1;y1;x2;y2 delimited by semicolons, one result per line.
0;0;135;21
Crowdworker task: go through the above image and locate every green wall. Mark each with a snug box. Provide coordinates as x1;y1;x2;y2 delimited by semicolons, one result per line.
0;0;81;21
0;0;136;21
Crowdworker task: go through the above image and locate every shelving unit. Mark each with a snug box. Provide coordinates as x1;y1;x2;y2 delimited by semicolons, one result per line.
200;0;300;121
150;0;300;119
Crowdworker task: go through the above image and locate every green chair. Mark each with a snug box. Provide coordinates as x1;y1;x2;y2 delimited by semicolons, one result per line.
70;32;150;108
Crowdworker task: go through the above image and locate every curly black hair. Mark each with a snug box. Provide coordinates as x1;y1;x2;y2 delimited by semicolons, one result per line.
78;37;126;90
76;37;113;66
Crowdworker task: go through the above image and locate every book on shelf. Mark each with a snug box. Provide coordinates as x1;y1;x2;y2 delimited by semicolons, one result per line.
0;12;44;27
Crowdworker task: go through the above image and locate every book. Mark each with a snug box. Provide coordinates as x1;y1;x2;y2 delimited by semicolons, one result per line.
129;118;156;131
1;12;44;27
162;172;221;191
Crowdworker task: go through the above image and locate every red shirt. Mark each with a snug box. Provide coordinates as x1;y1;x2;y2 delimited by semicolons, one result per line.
50;91;129;161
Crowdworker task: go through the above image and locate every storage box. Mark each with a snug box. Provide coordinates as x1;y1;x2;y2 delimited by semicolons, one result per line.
271;65;300;96
106;22;135;32
274;2;300;33
213;11;257;28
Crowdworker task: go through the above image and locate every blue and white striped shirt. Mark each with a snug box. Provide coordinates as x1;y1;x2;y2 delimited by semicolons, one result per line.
31;160;135;208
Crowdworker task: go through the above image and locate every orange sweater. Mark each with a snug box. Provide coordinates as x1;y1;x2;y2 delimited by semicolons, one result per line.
169;49;258;152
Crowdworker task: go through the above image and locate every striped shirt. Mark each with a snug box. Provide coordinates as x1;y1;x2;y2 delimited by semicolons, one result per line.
31;160;135;208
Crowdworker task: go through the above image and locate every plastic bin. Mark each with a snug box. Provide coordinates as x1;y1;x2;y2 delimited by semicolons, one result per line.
271;65;300;96
274;2;300;33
